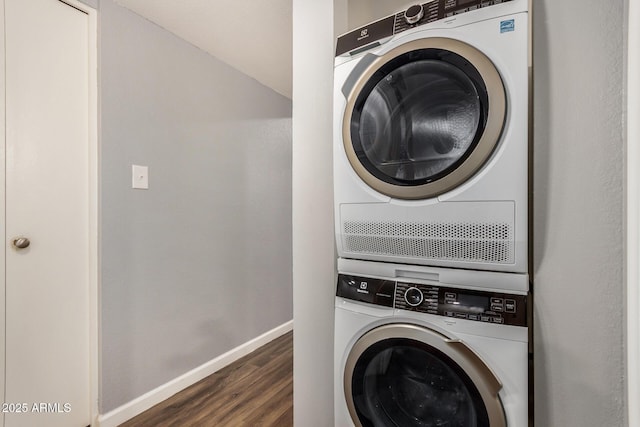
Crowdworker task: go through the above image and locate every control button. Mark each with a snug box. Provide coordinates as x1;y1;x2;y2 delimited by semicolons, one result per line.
505;299;516;313
455;313;467;319
491;297;503;305
404;4;424;24
404;287;424;307
468;314;479;321
481;315;491;322
491;317;504;324
491;304;504;312
445;292;457;300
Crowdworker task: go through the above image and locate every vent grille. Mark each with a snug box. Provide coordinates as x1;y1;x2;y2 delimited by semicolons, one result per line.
343;221;514;264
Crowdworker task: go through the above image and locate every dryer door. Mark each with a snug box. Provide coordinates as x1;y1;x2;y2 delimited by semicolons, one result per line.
344;323;506;427
343;37;506;200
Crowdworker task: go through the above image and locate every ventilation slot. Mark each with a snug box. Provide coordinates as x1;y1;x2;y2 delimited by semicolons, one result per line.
343;221;514;264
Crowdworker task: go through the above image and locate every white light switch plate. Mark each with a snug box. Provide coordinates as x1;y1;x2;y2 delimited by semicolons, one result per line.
132;165;149;189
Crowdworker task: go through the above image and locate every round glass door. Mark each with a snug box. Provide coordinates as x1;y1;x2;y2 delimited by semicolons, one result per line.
344;324;506;427
343;38;506;200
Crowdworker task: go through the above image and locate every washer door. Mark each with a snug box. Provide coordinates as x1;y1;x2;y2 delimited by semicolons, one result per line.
344;324;506;427
343;38;506;200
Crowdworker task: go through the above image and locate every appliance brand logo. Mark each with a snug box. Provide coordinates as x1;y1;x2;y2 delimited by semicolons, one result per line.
357;281;369;294
500;19;515;33
357;28;369;41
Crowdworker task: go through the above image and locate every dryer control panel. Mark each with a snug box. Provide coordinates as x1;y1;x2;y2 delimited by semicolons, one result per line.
336;0;514;56
337;273;527;327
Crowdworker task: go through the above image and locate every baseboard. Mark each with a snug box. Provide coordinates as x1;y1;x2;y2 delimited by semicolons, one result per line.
96;320;293;427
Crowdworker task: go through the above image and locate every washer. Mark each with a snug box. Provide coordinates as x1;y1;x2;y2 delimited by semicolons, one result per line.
334;258;528;426
333;0;529;273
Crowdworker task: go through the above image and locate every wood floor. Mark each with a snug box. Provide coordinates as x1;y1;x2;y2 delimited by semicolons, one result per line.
120;331;293;427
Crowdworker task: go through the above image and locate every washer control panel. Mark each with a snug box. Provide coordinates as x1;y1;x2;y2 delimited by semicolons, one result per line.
395;281;527;326
337;274;527;327
336;0;514;56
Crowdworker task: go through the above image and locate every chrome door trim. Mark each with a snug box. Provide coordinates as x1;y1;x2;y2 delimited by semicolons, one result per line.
343;323;506;427
342;37;506;200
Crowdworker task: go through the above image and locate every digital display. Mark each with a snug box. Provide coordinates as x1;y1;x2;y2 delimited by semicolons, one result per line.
457;293;490;311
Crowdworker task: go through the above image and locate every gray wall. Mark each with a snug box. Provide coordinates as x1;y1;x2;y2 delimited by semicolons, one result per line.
337;1;627;426
99;0;292;412
532;0;625;425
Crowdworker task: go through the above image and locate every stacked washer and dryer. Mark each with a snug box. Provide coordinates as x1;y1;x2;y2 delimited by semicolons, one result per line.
332;0;530;426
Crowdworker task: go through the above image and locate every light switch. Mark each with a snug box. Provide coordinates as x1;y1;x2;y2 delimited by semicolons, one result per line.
132;165;149;189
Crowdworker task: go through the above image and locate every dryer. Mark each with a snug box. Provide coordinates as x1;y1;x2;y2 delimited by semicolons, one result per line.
333;0;529;273
334;258;529;426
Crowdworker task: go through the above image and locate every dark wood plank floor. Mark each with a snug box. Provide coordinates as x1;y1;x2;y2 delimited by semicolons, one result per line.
120;331;293;427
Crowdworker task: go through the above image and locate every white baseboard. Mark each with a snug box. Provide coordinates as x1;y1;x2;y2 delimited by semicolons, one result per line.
96;320;293;427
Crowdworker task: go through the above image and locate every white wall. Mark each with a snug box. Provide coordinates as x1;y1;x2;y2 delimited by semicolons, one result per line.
291;0;346;425
532;0;625;425
628;0;640;424
99;0;293;413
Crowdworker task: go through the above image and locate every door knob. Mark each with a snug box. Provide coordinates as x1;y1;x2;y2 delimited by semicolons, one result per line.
13;237;30;249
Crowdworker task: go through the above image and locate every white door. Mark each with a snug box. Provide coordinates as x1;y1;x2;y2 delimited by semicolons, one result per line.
3;0;93;425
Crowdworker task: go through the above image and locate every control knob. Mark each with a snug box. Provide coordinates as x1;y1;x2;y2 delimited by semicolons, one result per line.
404;287;424;307
404;4;424;25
